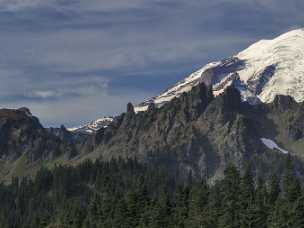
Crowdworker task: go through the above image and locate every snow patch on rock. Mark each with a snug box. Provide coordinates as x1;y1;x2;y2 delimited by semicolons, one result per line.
260;138;289;154
67;117;114;134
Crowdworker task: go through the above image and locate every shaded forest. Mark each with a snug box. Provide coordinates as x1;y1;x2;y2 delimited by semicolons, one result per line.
0;158;303;228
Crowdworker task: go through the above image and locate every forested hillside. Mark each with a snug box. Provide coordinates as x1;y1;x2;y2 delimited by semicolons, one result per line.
1;158;303;228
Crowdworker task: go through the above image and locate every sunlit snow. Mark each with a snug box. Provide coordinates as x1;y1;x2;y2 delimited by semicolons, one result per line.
67;117;113;133
260;138;289;154
135;28;304;112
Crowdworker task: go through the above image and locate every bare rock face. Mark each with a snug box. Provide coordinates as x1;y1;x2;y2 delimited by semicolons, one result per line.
271;95;296;111
91;84;258;180
17;107;32;116
89;83;304;181
0;109;53;161
0;108;84;162
126;102;135;115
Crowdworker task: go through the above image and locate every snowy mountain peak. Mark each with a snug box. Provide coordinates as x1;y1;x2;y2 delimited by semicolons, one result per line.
135;28;304;112
236;28;304;103
70;29;304;133
68;117;113;134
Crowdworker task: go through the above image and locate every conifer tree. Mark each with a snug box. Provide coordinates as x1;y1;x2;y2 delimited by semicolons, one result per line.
149;189;171;228
173;186;189;228
288;195;304;227
186;181;209;228
253;177;268;228
268;173;280;205
267;199;290;228
218;165;241;228
282;158;301;203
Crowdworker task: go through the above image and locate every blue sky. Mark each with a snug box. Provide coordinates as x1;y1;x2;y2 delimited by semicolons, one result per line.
0;0;303;127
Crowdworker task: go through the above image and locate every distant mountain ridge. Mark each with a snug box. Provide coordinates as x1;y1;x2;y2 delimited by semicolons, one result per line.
67;117;114;134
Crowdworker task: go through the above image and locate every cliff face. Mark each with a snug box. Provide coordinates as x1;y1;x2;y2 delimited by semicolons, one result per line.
1;84;304;182
0;108;58;161
89;84;304;181
88;85;254;180
0;108;96;181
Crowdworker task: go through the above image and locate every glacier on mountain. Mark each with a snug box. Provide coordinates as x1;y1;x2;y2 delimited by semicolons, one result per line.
135;28;304;112
69;28;304;133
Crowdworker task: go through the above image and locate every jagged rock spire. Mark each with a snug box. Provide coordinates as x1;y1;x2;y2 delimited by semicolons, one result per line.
127;102;135;114
18;107;32;116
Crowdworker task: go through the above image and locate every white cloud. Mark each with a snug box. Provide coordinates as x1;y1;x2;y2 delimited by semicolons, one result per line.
29;90;58;99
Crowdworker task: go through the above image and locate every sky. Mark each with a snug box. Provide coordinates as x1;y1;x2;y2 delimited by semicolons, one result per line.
0;0;304;127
